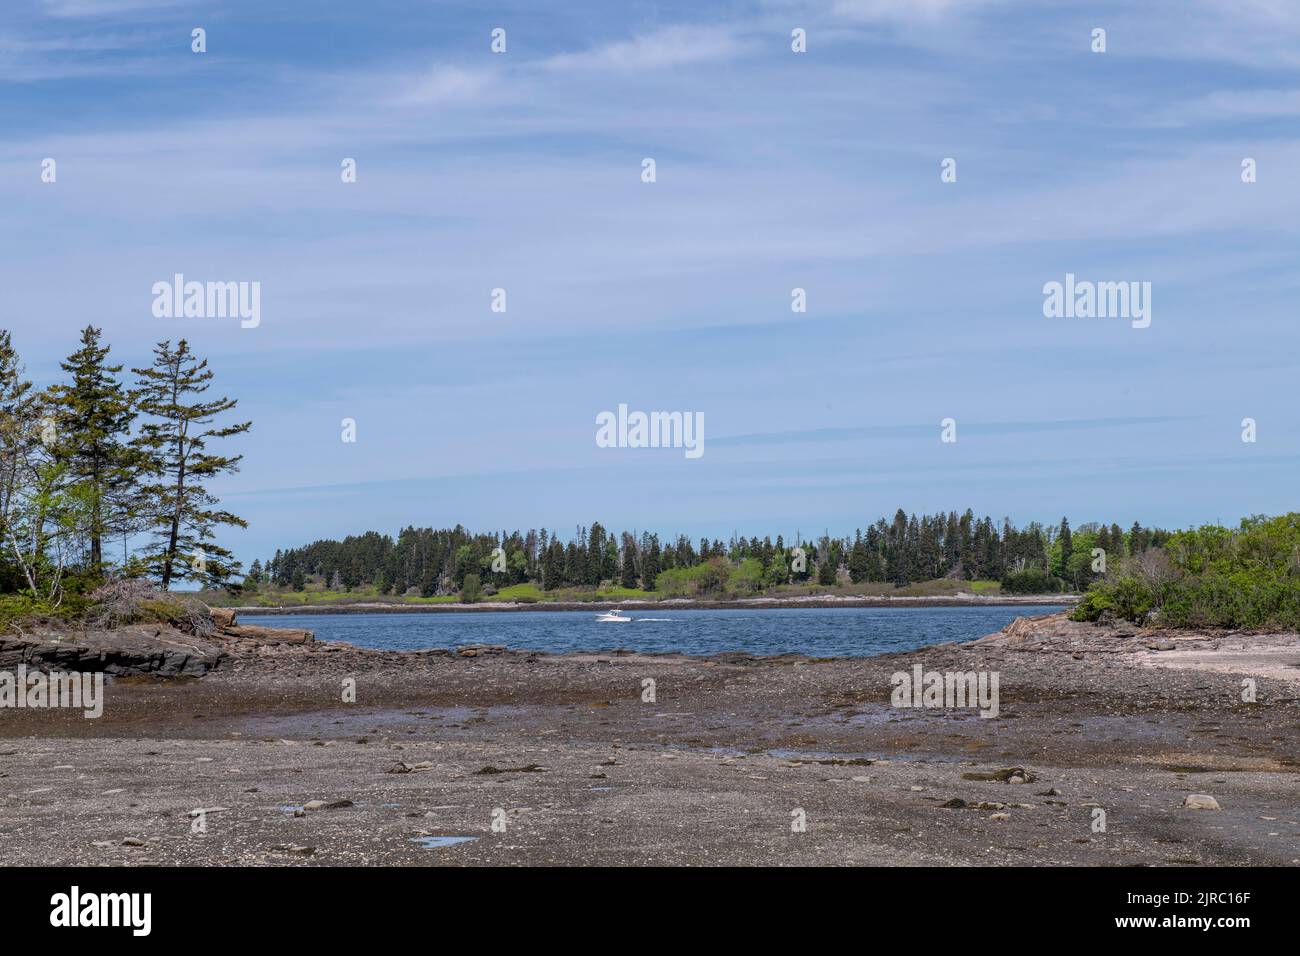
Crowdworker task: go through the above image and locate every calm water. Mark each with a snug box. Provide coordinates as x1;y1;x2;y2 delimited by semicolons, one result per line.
240;605;1067;658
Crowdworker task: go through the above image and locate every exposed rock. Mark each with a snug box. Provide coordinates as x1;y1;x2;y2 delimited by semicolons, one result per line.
961;767;1037;784
0;600;313;678
0;626;226;677
1183;794;1221;810
209;607;238;629
219;623;314;645
388;761;435;773
457;645;508;658
272;844;314;855
474;764;547;775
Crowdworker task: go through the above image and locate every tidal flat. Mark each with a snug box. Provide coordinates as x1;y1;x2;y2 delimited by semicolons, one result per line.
1;613;1297;866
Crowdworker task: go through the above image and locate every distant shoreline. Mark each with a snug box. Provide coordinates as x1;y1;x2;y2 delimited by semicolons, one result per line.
232;593;1078;615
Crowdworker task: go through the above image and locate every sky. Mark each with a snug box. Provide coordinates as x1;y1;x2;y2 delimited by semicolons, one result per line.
2;0;1299;567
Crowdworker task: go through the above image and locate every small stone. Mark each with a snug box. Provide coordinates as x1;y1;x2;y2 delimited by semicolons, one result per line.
989;812;1010;821
121;837;145;847
1183;794;1221;810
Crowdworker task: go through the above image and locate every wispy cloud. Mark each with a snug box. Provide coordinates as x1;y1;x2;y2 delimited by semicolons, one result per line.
1161;88;1300;125
40;0;191;17
829;0;1008;23
542;25;755;72
712;417;1200;448
392;64;498;106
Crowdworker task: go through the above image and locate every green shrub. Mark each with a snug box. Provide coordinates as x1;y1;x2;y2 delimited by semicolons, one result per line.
1001;566;1061;594
1073;514;1300;629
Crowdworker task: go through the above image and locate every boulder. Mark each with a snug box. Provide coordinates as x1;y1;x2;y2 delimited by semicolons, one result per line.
209;607;238;629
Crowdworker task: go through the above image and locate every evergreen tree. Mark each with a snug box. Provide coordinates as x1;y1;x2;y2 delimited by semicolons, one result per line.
52;326;137;574
1057;517;1073;582
131;340;250;589
641;535;661;590
620;537;638;588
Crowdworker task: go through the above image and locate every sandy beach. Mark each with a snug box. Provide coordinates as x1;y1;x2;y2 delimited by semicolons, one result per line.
1;612;1297;866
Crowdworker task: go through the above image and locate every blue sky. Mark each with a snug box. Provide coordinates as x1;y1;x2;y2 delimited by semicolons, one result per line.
3;0;1299;566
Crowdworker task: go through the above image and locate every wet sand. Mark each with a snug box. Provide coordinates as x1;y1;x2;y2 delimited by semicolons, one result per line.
1;614;1297;866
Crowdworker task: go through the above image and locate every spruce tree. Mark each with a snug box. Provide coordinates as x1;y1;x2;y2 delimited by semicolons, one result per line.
131;340;251;589
619;536;638;588
641;535;661;590
52;326;137;574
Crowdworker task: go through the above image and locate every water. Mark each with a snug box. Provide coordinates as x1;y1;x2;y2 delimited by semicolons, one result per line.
240;605;1067;658
410;836;478;849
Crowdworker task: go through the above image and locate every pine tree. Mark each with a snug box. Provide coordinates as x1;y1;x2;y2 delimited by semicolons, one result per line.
131;340;250;589
52;326;137;574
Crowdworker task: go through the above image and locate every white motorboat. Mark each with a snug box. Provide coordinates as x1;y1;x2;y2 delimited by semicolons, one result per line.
595;609;632;622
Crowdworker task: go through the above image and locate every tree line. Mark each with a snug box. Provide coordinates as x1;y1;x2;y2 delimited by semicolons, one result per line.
0;327;249;604
254;510;1171;598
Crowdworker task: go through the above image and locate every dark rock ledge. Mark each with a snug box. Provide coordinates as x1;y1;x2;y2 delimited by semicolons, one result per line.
0;607;313;678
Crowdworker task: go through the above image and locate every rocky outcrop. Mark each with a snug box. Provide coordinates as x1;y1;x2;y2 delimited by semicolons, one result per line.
0;606;314;678
972;611;1145;654
0;624;228;677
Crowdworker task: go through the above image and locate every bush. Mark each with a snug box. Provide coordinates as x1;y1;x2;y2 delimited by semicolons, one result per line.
1001;566;1062;594
1072;514;1300;629
654;567;694;597
461;573;482;603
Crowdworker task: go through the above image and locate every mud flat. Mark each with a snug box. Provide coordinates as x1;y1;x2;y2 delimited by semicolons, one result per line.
0;613;1296;866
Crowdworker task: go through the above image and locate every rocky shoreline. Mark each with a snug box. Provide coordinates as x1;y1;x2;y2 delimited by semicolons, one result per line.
0;608;313;678
1;611;1296;866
